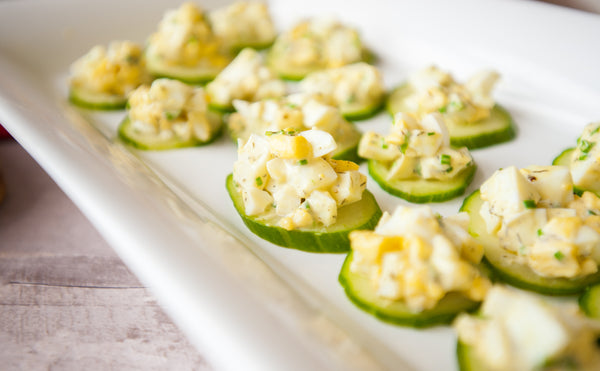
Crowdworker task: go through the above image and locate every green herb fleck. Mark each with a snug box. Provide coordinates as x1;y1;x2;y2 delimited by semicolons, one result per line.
580;139;594;153
165;111;179;120
305;203;311;209
445;166;454;173
523;200;536;209
286;103;298;109
427;132;436;136
590;210;598;216
125;54;139;64
438;106;447;113
255;177;263;186
449;100;465;111
188;36;198;44
440;154;451;165
578;154;588;161
537;229;543;236
400;133;410;154
591;126;600;135
554;251;565;261
298;159;308;165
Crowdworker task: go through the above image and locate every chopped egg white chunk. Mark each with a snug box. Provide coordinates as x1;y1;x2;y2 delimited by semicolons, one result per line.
402;65;499;126
209;1;277;50
349;205;489;312
454;286;600;371
206;48;286;107
570;122;600;191
479;165;600;278
70;41;148;97
358;112;474;181
127;78;219;142
233;129;366;230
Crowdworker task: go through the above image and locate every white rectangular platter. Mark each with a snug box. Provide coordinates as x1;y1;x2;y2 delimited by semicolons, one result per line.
1;0;600;370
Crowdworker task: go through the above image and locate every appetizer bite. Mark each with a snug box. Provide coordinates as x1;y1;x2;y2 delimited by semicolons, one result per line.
461;165;600;295
339;205;490;327
553;121;600;196
386;66;515;149
118;78;222;150
299;62;385;120
208;1;277;52
228;94;362;162
69;41;149;110
145;2;232;84
267;17;370;80
455;285;600;371
227;129;382;252
358;112;476;203
205;48;286;112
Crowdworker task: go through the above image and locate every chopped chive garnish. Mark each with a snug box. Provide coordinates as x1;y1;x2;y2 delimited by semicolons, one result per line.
590;210;598;216
445;166;453;173
440;154;451;165
165;111;178;120
580;139;594;153
427;132;436;136
438;106;447;113
537;229;543;236
554;251;565;261
592;126;600;135
298;159;308;165
305;203;310;209
523;200;536;209
578;155;588;161
255;177;263;186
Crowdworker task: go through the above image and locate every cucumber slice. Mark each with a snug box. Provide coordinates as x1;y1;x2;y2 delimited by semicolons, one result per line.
341;98;384;121
69;87;127;110
266;52;315;81
579;284;600;318
456;341;485;371
386;84;516;149
461;191;600;295
339;252;480;327
226;174;382;253
118;114;222;150
145;54;229;85
368;160;476;203
552;147;574;167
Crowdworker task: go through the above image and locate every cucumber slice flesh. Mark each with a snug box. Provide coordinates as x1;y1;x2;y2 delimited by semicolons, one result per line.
339;253;479;327
341;99;384;121
69;87;127;110
145;54;229;84
461;191;600;295
456;341;486;371
386;85;516;149
118;114;222;150
579;284;600;318
226;174;382;253
368;160;476;203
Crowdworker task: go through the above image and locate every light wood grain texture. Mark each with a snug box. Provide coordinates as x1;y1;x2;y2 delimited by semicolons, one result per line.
0;141;212;371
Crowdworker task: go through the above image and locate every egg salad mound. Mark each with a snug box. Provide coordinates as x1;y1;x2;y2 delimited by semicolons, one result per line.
386;66;516;149
208;1;277;52
267;17;369;80
205;48;286;112
339;205;490;326
359;112;476;203
462;165;600;294
227;129;381;252
118;78;222;150
455;285;600;371
69;41;149;109
227;93;362;162
145;2;232;84
299;62;385;120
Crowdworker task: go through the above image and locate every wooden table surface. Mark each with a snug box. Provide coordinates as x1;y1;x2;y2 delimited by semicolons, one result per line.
0;140;212;370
